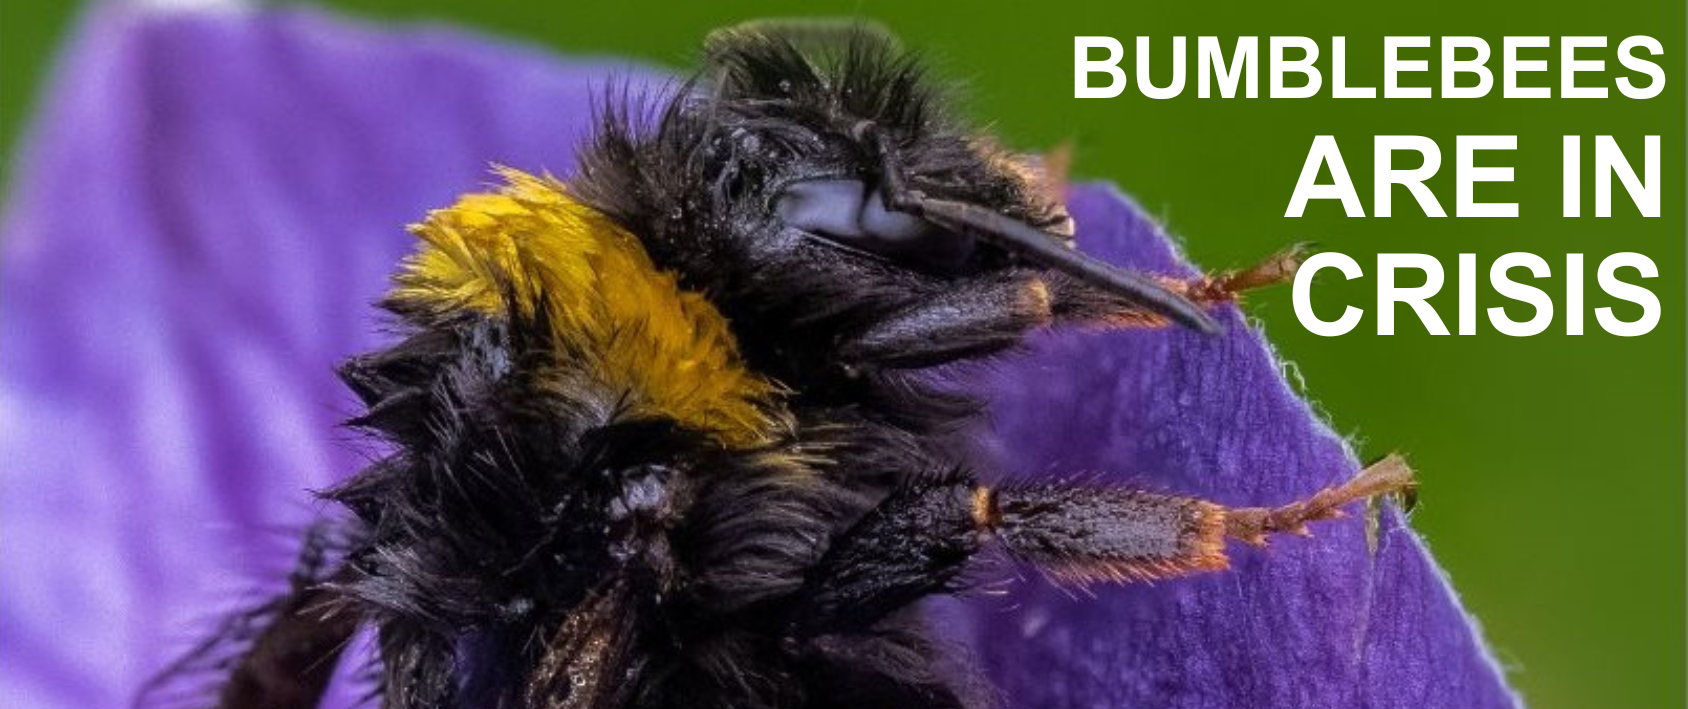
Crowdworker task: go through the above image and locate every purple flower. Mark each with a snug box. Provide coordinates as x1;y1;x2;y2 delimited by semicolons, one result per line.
946;186;1520;708
0;5;1519;708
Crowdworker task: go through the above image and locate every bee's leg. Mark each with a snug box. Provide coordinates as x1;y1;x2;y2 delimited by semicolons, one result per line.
838;246;1310;370
140;526;361;709
987;455;1415;586
837;271;1058;369
211;578;359;709
782;474;987;638
781;457;1413;635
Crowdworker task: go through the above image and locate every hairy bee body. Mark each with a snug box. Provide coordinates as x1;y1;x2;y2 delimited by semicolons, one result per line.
330;172;909;709
145;23;1412;709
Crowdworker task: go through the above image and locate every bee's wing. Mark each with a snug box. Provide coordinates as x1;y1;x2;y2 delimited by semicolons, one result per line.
524;579;643;709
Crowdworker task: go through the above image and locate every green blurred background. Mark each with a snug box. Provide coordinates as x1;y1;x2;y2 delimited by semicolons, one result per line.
2;1;1682;707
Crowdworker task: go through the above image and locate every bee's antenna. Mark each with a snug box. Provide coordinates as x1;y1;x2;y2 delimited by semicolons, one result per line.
854;121;1220;334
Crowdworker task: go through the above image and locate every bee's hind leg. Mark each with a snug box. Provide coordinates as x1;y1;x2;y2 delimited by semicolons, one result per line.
774;457;1415;634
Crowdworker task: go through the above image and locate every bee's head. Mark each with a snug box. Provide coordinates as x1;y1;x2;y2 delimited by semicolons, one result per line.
573;22;1213;336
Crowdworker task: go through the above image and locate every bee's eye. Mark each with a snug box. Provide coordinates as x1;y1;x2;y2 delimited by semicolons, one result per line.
775;178;974;270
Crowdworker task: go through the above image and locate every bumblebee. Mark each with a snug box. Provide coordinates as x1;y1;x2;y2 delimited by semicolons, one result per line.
144;22;1414;709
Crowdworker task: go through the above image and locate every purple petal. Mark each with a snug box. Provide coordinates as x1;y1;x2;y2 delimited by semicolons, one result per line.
0;6;1518;709
949;185;1520;709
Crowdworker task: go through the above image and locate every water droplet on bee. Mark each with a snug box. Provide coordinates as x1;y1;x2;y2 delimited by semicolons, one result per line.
777;79;792;93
